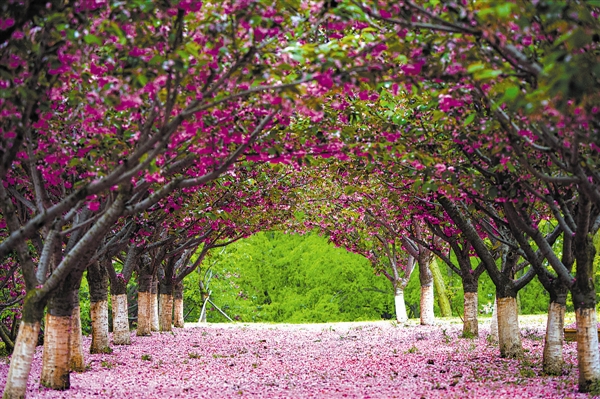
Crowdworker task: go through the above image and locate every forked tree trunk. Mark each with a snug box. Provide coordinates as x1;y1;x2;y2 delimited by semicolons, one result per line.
90;300;110;354
576;308;600;391
173;283;185;328
420;284;435;326
151;279;159;332
394;287;408;323
463;291;478;337
3;320;41;398
496;296;522;358
543;301;565;375
111;293;130;345
69;306;85;372
41;313;71;389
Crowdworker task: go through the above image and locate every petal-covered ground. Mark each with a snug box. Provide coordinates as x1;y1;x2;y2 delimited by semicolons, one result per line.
0;320;595;398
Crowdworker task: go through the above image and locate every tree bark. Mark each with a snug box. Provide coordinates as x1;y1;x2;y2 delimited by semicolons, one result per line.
418;253;435;326
159;293;173;332
89;300;110;354
136;269;153;336
576;308;600;392
420;284;435;326
111;293;130;345
173;282;184;328
136;291;153;336
497;296;522;358
463;291;478;337
69;306;85;372
394;287;408;323
3;319;41;398
40;313;71;389
88;258;111;354
490;297;498;340
151;278;159;332
543;301;565;375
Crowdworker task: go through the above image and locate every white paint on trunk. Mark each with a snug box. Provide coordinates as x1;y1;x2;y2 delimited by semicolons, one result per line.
69;306;85;371
497;297;522;358
159;293;173;332
576;307;600;391
136;291;152;336
90;300;110;353
490;297;498;340
543;301;565;375
111;294;130;345
173;298;185;328
3;321;40;399
463;292;478;337
420;284;435;326
41;314;71;389
151;292;159;332
394;288;408;323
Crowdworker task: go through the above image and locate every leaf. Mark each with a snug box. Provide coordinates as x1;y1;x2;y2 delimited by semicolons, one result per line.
83;34;103;45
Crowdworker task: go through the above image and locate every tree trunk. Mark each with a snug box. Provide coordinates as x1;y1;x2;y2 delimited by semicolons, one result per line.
40;313;71;389
89;300;110;354
418;254;435;325
111;294;130;345
420;284;435;325
576;307;600;392
496;296;522;358
136;271;153;337
151;278;159;332
490;297;498;340
173;282;185;328
159;294;173;331
543;301;565;375
3;320;41;398
88;259;111;354
463;291;478;337
430;258;452;317
69;306;85;372
136;291;153;336
41;282;80;390
394;287;408;323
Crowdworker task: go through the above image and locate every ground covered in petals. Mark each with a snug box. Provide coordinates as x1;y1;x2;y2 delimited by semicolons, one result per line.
0;320;594;398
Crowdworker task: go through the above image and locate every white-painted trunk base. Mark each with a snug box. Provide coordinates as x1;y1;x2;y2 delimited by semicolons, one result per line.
151;292;159;332
490;298;498;340
420;284;435;326
90;300;110;353
41;314;71;389
463;292;478;337
543;302;565;375
3;321;40;399
69;306;85;371
159;293;173;332
111;294;131;345
173;298;184;328
394;288;408;323
137;291;152;336
576;308;600;391
497;297;522;358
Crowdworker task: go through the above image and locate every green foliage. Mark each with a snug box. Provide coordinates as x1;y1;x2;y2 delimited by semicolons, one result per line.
78;274;92;336
184;231;394;323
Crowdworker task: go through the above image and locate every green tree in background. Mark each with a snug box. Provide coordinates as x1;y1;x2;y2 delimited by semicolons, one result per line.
184;231;394;323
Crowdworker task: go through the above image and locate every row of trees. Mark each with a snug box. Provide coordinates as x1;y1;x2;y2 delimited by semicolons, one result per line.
1;0;599;397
